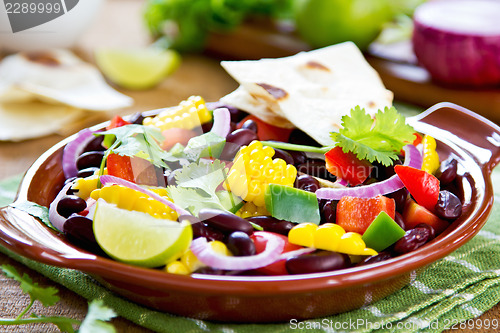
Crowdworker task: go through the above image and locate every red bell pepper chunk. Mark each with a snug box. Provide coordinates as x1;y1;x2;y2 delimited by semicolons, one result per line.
251;232;302;275
394;165;440;212
107;115;131;130
336;195;395;234
325;146;373;186
106;153;135;183
237;115;293;142
403;199;449;235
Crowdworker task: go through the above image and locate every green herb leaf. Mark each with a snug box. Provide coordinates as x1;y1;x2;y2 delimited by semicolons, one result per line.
2;265;59;307
9;201;56;231
184;132;226;161
97;125;173;169
168;160;241;214
78;300;117;333
331;106;415;166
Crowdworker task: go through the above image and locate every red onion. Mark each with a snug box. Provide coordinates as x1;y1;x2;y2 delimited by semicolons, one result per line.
210;107;231;138
316;144;422;200
190;231;285;270
62;129;96;178
413;0;500;86
278;247;316;260
48;182;74;232
100;175;191;216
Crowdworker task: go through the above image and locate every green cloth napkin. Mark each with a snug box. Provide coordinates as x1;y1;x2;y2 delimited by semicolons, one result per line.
1;169;500;333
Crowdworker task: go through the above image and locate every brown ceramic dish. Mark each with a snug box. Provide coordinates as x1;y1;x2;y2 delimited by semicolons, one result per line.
0;103;499;322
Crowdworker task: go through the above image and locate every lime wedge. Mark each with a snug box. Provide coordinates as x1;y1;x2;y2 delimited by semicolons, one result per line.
93;199;192;267
95;48;181;90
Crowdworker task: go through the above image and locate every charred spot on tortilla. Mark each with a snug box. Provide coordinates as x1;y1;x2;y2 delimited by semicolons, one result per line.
368;101;376;108
304;61;330;71
256;83;288;100
22;52;60;67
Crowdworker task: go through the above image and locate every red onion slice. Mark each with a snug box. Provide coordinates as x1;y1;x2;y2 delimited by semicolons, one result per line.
278;247;316;260
210;108;231;138
62;129;96;178
48;182;74;232
316;145;422;200
190;231;285;270
100;175;191;216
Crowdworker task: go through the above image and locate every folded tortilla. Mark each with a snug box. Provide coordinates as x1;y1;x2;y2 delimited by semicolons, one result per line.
220;42;393;146
0;49;133;111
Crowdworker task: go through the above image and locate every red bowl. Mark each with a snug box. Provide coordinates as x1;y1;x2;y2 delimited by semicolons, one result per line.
0;103;499;322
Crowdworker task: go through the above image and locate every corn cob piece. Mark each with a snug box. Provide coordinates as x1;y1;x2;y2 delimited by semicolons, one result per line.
224;140;297;207
143;95;212;131
90;184;178;220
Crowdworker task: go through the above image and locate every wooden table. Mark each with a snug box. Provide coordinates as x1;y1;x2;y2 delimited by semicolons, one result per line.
0;1;497;332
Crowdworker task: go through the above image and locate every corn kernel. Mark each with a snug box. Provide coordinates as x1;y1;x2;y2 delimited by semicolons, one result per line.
179;240;232;273
421;135;440;174
72;175;99;199
236;201;270;218
224;140;297;207
165;261;190;275
143;95;212;132
91;184;178;220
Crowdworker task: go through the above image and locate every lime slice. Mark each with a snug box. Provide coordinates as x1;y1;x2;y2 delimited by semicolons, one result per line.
95;48;181;90
93;199;192;267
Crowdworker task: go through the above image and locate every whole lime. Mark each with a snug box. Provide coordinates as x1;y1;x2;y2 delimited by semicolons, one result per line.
293;0;394;50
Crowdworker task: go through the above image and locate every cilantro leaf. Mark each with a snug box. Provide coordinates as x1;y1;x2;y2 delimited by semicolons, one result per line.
168;160;241;214
175;160;227;196
97;125;174;169
78;300;117;333
2;264;59;307
10;201;56;231
331;106;415;166
184;132;226;161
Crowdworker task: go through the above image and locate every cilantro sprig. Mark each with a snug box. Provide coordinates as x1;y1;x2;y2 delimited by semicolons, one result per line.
0;265;116;332
263;106;416;166
331;106;416;166
167;160;242;215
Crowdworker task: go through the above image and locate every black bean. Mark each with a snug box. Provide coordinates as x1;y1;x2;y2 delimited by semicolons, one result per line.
182;215;225;242
241;119;258;133
226;129;258;146
194;267;228;275
199;208;254;235
321;200;337;224
393;227;431;254
77;167;99;178
227;231;256;256
246;216;294;235
296;159;336;181
286;150;307;166
76;151;104;170
83;135;105;152
438;158;458;186
414;223;436;241
272;148;294;165
286;251;351;274
63;215;96;244
394;212;406;230
388;188;408;213
435;190;462;221
357;252;393;266
220;129;258;160
288;129;320;146
127;112;145;125
57;195;87;218
201;121;213;133
295;174;320;193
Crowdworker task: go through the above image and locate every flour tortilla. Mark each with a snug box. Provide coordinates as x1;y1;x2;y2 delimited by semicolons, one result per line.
0;49;133;111
220;42;393;145
0;102;86;141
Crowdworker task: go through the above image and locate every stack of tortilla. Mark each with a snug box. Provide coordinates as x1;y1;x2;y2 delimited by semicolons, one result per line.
0;49;133;141
220;42;393;146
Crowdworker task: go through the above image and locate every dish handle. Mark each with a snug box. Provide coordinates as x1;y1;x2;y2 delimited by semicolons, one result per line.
408;102;500;173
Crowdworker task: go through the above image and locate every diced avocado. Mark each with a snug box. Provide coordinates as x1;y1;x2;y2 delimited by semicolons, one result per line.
265;184;320;224
361;211;405;252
